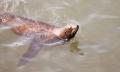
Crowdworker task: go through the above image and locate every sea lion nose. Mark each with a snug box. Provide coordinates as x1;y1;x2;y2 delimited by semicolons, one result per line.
76;25;79;30
71;25;79;34
69;24;79;31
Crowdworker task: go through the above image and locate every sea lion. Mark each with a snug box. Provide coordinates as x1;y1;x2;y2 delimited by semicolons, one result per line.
0;13;79;66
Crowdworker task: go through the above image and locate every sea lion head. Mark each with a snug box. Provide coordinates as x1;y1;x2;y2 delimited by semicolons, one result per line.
53;24;79;42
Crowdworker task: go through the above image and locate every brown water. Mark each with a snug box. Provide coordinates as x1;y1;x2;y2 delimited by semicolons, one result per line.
0;0;120;72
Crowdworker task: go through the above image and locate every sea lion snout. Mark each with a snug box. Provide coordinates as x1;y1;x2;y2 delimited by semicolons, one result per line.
54;24;79;41
65;24;79;33
65;24;79;40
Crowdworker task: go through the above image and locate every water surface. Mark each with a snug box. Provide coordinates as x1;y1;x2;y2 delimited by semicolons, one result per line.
0;0;120;72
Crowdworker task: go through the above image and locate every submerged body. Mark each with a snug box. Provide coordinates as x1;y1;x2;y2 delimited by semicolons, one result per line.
0;13;79;66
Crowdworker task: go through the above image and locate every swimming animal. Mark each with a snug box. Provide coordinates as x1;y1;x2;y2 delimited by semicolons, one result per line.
0;13;79;66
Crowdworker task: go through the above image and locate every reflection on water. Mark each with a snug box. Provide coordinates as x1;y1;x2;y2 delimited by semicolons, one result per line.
69;39;80;53
0;0;120;72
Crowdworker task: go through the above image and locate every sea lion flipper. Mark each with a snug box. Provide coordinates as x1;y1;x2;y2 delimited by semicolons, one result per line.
18;33;64;67
18;40;42;67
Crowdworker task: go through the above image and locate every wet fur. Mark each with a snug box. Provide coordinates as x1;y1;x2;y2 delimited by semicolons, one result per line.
0;13;79;66
0;13;56;35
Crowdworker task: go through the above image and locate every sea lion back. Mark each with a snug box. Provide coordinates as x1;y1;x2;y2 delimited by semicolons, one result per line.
0;13;55;35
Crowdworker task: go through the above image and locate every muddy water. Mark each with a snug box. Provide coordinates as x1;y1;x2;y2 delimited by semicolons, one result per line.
0;0;120;72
